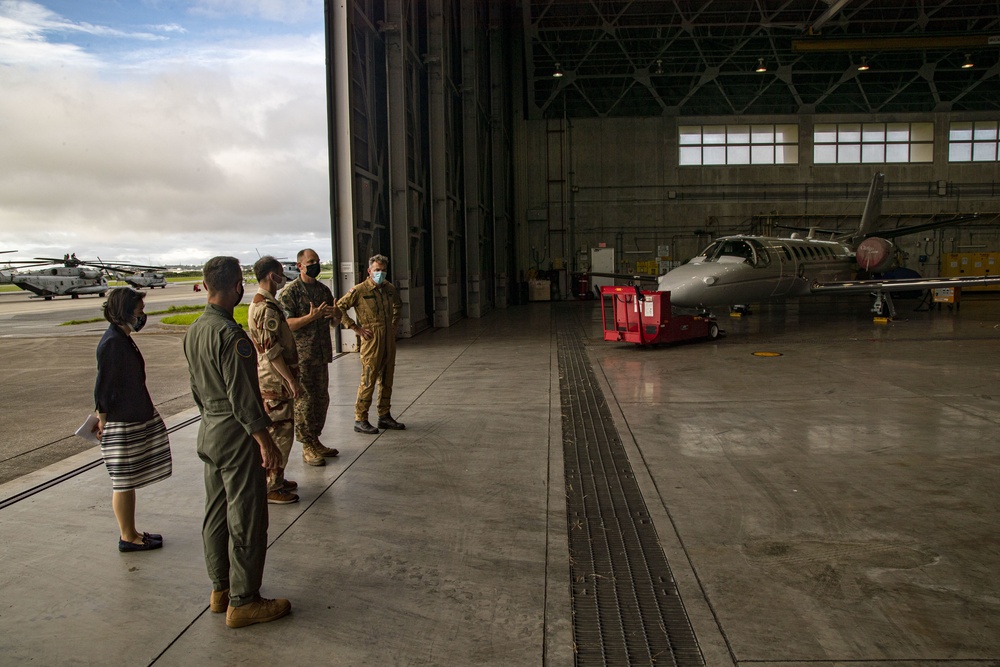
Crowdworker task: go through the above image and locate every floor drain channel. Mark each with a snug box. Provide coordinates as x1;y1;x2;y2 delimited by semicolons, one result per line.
558;327;704;666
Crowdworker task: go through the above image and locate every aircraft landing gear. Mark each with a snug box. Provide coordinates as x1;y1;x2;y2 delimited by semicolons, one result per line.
71;294;79;299
871;290;896;319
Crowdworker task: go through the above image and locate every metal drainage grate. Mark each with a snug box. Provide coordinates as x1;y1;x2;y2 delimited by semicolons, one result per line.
559;327;704;666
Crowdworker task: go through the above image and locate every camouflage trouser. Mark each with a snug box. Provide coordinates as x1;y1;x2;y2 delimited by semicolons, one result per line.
265;413;294;492
294;362;329;447
355;326;396;421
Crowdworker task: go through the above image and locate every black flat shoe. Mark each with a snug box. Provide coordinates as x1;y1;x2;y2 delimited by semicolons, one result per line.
143;532;162;542
119;535;164;552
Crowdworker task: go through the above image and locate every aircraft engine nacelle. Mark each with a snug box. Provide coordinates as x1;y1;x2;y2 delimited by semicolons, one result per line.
855;237;895;273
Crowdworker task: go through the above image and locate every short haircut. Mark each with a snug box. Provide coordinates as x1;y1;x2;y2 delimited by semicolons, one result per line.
296;248;317;262
202;256;242;294
103;287;145;326
369;254;389;268
253;255;282;283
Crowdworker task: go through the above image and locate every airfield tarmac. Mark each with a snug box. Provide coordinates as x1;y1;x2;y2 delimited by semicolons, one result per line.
0;285;208;484
2;289;999;664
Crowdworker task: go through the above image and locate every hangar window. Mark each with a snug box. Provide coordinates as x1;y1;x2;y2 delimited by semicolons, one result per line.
679;124;798;166
948;121;998;162
814;122;933;164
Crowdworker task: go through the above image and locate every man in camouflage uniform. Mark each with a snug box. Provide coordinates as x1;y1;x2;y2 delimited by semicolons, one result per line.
336;254;404;434
248;256;302;505
278;248;341;466
183;255;291;629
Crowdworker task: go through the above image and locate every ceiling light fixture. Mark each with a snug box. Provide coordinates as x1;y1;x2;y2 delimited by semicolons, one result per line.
755;57;767;73
857;56;870;71
654;59;663;75
553;62;564;78
961;53;974;69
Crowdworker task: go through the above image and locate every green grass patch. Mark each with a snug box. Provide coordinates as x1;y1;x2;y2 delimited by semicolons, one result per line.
162;304;248;327
60;303;208;326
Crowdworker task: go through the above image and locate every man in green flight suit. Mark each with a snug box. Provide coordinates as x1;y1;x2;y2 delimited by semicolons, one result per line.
337;254;404;434
183;255;291;629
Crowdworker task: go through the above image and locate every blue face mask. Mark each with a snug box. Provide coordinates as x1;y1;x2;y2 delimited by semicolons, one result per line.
371;270;385;285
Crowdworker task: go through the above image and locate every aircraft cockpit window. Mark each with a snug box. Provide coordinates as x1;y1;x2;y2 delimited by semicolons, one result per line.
746;239;771;268
698;242;721;259
707;239;771;268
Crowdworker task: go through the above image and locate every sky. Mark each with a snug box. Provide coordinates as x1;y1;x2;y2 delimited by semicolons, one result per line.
0;0;332;267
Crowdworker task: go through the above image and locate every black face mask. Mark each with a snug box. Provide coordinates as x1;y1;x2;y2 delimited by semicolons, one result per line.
130;314;147;333
235;283;245;305
305;264;321;279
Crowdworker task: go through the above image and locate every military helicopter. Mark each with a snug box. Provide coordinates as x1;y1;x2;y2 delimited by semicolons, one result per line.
121;269;168;289
0;254;164;299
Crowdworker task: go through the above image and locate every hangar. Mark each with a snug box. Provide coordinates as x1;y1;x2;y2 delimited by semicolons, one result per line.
322;0;1000;340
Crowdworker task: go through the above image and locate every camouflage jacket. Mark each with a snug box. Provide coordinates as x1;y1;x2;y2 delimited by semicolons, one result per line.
278;277;340;365
247;287;298;400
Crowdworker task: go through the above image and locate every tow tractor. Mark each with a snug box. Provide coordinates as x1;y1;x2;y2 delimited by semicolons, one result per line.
600;285;721;346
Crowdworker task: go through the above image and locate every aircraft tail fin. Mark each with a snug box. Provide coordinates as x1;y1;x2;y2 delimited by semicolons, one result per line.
844;172;884;243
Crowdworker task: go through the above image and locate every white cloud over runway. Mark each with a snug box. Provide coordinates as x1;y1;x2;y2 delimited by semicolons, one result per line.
0;0;331;266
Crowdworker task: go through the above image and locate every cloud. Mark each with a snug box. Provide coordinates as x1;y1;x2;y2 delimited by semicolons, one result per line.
0;2;331;265
190;0;322;24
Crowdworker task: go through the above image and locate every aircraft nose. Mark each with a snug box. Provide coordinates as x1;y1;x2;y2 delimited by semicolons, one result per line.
657;264;708;307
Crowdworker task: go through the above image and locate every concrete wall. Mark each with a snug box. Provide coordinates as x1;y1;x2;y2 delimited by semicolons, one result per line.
515;113;1000;279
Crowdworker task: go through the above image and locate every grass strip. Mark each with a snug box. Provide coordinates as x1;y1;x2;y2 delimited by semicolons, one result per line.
60;304;207;326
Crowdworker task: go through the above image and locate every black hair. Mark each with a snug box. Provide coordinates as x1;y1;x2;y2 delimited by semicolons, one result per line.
202;256;242;294
103;287;145;326
253;255;282;283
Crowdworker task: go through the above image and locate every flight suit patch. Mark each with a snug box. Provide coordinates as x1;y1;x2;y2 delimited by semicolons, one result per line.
265;317;279;332
236;337;254;358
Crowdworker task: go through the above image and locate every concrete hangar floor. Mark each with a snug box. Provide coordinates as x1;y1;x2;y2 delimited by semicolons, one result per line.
0;291;998;665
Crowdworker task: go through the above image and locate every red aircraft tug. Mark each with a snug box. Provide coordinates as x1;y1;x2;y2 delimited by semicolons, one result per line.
600;285;720;346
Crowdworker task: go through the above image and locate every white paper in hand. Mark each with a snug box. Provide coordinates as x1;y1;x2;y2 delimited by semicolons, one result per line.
76;413;101;444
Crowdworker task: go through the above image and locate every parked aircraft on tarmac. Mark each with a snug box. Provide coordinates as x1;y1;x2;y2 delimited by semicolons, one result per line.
123;270;168;289
654;173;1000;318
0;254;166;299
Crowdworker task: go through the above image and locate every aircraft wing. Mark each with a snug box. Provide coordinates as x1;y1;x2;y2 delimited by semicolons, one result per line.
811;274;1000;294
588;272;659;283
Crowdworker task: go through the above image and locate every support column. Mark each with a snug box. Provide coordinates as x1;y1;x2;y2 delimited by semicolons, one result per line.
461;1;482;318
384;0;412;336
427;0;450;328
327;0;356;352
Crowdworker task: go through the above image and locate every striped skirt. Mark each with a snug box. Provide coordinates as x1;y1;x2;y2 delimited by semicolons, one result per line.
101;413;173;492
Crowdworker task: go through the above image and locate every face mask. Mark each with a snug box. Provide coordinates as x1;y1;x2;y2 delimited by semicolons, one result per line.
235;282;245;305
271;273;286;291
371;270;385;285
129;314;147;333
305;264;321;279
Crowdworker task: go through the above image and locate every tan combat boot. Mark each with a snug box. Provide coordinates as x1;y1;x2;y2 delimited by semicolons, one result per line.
302;444;326;467
225;596;292;628
210;588;229;613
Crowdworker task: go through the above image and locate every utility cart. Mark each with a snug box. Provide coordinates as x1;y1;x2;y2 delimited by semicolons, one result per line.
600;285;720;346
